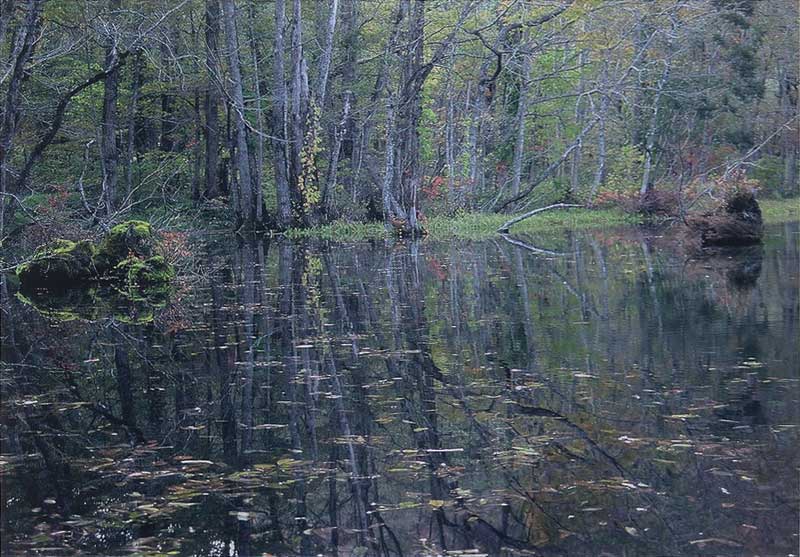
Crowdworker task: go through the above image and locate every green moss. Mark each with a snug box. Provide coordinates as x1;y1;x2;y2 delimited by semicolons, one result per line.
113;255;175;301
16;220;176;322
428;208;639;238
95;220;155;273
16;239;98;289
283;200;799;242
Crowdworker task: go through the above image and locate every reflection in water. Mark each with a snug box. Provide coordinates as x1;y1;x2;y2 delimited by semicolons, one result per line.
2;224;798;556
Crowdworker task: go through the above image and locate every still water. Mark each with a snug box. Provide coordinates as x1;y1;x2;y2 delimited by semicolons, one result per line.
2;223;798;556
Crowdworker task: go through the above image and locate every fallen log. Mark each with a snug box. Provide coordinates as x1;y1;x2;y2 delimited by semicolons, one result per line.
496;203;582;233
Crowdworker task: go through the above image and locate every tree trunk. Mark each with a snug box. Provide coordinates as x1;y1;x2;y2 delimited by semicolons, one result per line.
339;0;358;200
221;0;257;228
192;90;203;201
779;65;798;194
272;0;292;229
382;94;401;220
357;0;404;217
466;80;481;206
640;60;671;200
125;52;143;199
395;0;424;232
290;0;310;225
510;30;532;198
159;32;177;153
322;91;351;213
315;0;339;109
15;53;132;196
204;0;222;199
247;1;264;224
570;42;588;198
0;0;42;237
445;57;456;204
387;0;475;232
100;0;122;217
590;60;609;199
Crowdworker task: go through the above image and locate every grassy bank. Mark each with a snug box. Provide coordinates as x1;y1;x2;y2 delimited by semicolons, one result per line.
283;197;799;242
285;207;639;241
426;208;640;239
761;197;800;223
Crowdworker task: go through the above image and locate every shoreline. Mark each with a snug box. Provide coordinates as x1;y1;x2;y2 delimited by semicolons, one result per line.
283;197;799;241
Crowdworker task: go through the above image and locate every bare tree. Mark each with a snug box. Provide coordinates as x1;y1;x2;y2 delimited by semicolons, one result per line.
204;0;222;199
0;0;43;236
100;0;122;216
272;0;292;229
220;0;258;228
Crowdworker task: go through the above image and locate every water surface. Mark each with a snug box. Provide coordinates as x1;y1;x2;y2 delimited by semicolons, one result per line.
2;223;798;556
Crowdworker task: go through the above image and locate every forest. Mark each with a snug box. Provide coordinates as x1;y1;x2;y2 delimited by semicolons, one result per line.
1;1;800;556
0;0;797;237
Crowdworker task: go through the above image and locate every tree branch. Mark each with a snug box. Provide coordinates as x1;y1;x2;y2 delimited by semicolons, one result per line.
497;203;582;233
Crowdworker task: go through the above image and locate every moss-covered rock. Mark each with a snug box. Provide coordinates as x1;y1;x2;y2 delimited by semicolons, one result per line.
16;239;98;290
16;221;176;322
95;220;156;274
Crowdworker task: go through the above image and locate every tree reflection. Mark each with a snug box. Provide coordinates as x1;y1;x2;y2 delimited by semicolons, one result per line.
2;225;798;556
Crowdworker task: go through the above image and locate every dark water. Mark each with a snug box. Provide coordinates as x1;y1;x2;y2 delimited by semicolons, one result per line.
2;223;799;556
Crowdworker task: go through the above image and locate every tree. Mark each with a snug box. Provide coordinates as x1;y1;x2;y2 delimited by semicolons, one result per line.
99;0;122;217
203;0;223;199
0;0;43;236
220;0;259;228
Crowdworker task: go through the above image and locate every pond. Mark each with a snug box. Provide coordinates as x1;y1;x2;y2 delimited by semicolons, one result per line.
2;222;798;556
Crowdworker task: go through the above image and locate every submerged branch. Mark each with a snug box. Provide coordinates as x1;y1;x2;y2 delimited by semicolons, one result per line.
498;234;572;256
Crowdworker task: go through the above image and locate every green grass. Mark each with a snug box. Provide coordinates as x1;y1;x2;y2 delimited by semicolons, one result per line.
284;197;799;241
761;197;800;224
427;208;641;239
285;206;640;241
284;220;386;241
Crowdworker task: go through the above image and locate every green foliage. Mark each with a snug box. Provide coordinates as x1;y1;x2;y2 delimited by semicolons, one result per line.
419;104;437;164
759;197;800;223
1;0;795;233
297;105;323;215
605;145;644;195
752;155;785;192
